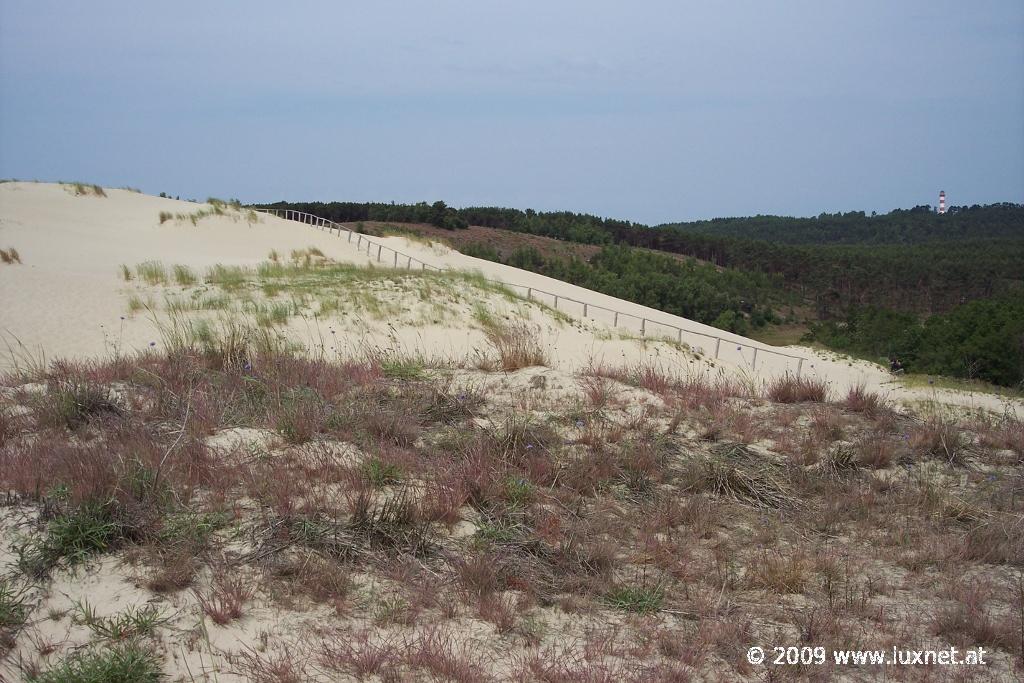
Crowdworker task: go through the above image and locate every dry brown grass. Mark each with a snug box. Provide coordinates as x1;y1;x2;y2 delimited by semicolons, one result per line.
2;333;1022;678
0;247;21;265
479;320;548;371
766;372;829;403
195;571;254;625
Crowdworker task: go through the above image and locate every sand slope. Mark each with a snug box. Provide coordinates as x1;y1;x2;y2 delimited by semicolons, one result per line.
1;182;1018;415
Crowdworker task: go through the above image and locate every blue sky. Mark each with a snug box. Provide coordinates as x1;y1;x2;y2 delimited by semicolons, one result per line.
1;1;1021;223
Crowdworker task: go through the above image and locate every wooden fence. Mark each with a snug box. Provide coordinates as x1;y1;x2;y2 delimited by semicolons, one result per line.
255;208;807;375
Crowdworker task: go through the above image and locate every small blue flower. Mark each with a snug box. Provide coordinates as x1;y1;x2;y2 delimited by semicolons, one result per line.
457;393;467;402
525;444;534;450
244;361;252;372
736;346;741;351
149;341;156;347
119;316;125;320
575;419;585;428
928;379;934;385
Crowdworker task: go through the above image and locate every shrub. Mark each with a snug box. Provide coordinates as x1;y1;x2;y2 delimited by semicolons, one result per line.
766;373;829;403
0;248;21;265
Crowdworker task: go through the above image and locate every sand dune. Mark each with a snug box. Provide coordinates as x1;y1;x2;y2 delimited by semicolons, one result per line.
0;181;1018;414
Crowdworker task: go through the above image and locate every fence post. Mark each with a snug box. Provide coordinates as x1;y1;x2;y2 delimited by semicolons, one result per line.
714;338;721;359
553;295;559;309
407;256;412;269
583;303;588;317
526;288;532;300
752;348;758;369
348;231;352;243
677;328;683;344
797;358;804;377
613;311;618;327
641;319;646;337
377;245;382;261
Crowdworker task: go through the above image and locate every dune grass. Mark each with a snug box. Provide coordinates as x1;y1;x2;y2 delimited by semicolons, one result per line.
63;182;106;197
172;265;197;286
134;262;167;286
0;248;21;265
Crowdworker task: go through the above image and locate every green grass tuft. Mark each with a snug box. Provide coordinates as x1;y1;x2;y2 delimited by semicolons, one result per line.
28;642;162;683
135;261;167;286
603;583;664;614
172;264;197;286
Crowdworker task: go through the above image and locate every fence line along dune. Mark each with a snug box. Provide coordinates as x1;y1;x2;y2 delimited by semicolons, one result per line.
1;182;1018;415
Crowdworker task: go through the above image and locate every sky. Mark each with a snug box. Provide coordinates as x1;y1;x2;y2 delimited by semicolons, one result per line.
1;1;1022;224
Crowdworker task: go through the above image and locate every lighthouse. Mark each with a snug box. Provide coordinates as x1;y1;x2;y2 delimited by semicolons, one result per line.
938;190;946;214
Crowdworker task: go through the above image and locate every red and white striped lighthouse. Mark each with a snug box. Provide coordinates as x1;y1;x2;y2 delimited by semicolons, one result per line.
938;190;946;214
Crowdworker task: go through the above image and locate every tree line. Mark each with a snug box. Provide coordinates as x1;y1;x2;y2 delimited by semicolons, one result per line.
462;243;783;336
806;293;1024;388
259;200;1023;317
260;198;1024;386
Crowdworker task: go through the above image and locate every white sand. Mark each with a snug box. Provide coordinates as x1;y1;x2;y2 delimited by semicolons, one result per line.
1;181;1019;415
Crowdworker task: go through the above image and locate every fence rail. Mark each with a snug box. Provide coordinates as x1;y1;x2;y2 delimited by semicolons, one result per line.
254;208;807;375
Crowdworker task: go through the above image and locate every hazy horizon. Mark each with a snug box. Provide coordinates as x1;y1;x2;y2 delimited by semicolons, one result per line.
1;1;1022;224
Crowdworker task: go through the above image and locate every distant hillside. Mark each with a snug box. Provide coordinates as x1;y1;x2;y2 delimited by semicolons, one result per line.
656;203;1024;245
259;199;1024;386
260;200;1024;316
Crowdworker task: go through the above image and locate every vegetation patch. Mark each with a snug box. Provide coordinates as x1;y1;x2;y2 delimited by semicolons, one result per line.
28;642;162;683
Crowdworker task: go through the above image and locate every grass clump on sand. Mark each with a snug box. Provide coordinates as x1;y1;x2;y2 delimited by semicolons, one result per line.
765;373;829;403
603;583;665;614
64;182;106;197
206;264;247;290
135;261;167;286
477;319;548;371
18;501;129;577
0;247;21;265
0;578;28;647
172;264;197;286
27;642;162;683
